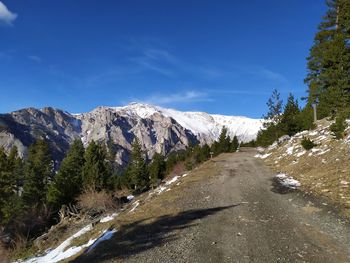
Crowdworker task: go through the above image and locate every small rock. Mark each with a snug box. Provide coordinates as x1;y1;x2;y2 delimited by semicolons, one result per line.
237;232;242;236
211;241;217;245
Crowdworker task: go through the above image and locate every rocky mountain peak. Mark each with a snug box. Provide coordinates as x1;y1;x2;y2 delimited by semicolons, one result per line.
0;103;263;166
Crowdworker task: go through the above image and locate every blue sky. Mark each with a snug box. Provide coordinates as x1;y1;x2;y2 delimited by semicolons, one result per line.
0;0;326;118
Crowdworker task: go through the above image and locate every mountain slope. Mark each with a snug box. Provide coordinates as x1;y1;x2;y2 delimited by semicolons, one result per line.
104;103;262;143
0;103;263;165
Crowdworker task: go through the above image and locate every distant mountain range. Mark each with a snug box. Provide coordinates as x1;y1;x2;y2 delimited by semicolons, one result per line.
0;103;263;166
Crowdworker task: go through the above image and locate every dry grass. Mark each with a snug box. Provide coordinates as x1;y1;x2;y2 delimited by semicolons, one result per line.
263;119;350;217
11;157;221;262
66;157;220;257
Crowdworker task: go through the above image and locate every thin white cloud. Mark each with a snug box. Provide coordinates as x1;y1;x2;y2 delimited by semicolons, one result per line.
129;48;178;77
137;90;211;105
259;68;286;82
28;55;42;62
127;43;225;79
250;67;287;83
0;1;17;25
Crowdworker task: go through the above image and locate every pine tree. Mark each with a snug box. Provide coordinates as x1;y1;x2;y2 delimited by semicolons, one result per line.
230;135;239;152
211;141;219;157
280;94;301;136
127;138;149;193
165;152;179;174
199;144;211;162
305;0;350;117
149;152;166;187
0;147;23;225
82;141;111;191
257;89;284;145
264;89;283;126
22;140;53;207
0;147;11;223
215;126;231;155
47;139;85;209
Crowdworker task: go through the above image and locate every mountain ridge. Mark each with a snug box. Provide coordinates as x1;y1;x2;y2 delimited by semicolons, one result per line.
0;103;263;166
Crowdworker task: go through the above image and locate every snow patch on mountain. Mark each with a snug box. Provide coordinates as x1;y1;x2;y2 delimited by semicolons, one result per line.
107;103;263;143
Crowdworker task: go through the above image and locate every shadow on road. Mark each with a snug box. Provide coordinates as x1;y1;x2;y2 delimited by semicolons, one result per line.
72;205;238;263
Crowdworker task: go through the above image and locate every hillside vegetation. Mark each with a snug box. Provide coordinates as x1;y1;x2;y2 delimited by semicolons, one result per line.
253;0;350;218
257;118;350;217
0;125;238;260
255;0;350;148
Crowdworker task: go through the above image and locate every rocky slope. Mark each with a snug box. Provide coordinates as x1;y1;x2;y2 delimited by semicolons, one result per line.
0;103;263;165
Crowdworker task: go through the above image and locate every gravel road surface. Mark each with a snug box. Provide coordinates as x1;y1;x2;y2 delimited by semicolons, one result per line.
73;149;350;263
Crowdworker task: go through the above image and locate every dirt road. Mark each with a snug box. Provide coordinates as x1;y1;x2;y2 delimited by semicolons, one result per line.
73;149;350;263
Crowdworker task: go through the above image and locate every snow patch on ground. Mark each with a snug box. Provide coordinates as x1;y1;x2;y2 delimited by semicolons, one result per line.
86;229;117;253
129;201;140;213
296;151;306;157
155;186;167;195
165;176;179;185
274;173;301;189
286;146;294;155
100;213;118;223
16;225;94;263
127;195;135;201
316;148;330;155
255;153;271;159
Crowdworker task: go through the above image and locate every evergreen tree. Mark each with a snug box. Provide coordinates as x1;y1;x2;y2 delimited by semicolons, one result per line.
47;139;85;209
210;141;219;156
264;89;283;126
230;135;239;152
149;152;166;187
280;94;301;136
305;0;350;117
192;144;209;164
6;146;23;195
0;146;23;225
127;138;149;192
22;140;53;207
215;126;231;155
82;141;111;190
257;89;284;146
198;144;211;162
113;171;130;190
0;147;12;223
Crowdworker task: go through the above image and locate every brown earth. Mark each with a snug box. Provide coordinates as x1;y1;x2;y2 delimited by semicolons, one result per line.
70;149;350;263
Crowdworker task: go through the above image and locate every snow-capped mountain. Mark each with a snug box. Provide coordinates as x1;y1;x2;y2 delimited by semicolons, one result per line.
107;103;262;143
0;103;263;166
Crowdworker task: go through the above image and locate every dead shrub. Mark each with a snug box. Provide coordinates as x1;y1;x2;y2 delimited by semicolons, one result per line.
0;243;9;263
77;188;118;218
171;162;186;176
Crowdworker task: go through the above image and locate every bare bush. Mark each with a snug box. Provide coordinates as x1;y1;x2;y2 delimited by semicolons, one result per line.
171;162;186;176
0;243;9;263
77;188;118;218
